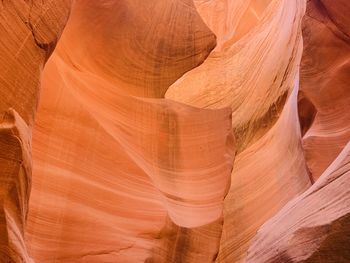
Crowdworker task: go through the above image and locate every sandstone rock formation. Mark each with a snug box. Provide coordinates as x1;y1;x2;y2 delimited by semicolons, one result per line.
167;1;313;262
246;1;350;261
26;1;234;262
0;0;349;262
0;1;71;262
299;0;350;181
0;109;32;262
247;142;350;262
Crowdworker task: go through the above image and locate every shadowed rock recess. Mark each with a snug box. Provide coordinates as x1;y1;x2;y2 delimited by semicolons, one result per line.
0;0;349;262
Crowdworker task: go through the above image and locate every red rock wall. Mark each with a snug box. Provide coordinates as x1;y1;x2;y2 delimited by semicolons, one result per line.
299;0;350;181
245;1;350;261
0;1;71;261
26;1;234;262
0;0;349;262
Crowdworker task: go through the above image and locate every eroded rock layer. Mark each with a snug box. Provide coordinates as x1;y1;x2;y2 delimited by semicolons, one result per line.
0;110;32;262
247;142;350;262
299;0;350;181
167;1;312;262
0;1;71;262
0;0;349;262
246;1;350;261
26;1;234;262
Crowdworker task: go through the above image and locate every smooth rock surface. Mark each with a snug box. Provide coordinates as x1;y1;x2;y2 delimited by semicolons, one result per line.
247;142;350;263
299;0;350;181
0;0;349;262
26;1;234;262
167;1;312;262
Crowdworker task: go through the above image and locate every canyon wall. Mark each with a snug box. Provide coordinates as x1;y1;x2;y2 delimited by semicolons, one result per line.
0;0;349;262
0;1;71;262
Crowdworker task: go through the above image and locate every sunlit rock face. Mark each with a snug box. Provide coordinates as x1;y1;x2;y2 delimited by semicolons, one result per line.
167;1;312;262
0;0;349;262
247;142;350;263
246;1;350;261
26;1;234;262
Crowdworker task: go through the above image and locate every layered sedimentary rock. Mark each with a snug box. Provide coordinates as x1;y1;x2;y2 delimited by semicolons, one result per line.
0;0;71;124
0;1;71;262
149;217;225;263
246;1;350;261
27;1;234;262
1;0;349;262
167;0;306;153
299;0;350;181
167;0;312;262
247;142;350;262
0;110;32;262
193;0;271;51
54;0;217;98
216;84;312;263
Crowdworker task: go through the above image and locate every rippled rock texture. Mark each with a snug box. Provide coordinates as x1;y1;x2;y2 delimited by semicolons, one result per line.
299;0;350;182
0;0;349;262
247;142;350;263
0;1;71;262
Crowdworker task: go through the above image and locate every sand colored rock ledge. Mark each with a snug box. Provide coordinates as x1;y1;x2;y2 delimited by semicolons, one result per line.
299;0;350;181
246;142;350;263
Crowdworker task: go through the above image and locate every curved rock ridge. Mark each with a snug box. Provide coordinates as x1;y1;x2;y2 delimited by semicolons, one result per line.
148;217;224;263
1;0;349;262
299;0;350;181
27;61;167;263
0;1;71;262
246;141;350;263
56;0;217;98
166;0;312;262
50;52;234;228
245;1;350;261
193;0;271;51
216;78;311;263
0;109;32;263
0;0;72;125
167;0;305;153
27;0;235;262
